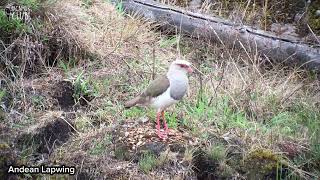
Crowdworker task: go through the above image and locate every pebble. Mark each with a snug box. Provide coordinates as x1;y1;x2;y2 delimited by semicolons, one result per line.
136;141;143;146
124;132;129;137
316;10;320;17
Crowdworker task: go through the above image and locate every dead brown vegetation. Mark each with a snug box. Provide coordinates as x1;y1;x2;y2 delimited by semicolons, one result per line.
1;0;320;179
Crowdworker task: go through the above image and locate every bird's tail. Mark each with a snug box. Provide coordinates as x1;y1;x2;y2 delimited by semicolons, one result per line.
124;96;142;108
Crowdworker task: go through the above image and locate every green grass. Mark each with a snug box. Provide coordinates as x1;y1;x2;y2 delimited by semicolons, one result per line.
18;0;40;10
115;1;125;15
0;10;28;34
124;107;145;119
89;134;112;155
159;36;178;48
0;90;6;103
58;59;77;76
31;95;45;110
182;95;251;130
75;116;93;132
138;152;158;173
175;79;320;177
72;71;99;103
207;143;226;162
0;0;46;37
165;112;178;129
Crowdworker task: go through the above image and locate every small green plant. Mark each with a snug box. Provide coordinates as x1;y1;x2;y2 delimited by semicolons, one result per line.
207;144;226;162
89;134;112;155
73;71;92;103
138;152;157;173
115;2;124;15
165;112;178;129
58;59;76;76
75;116;92;132
31;95;45;110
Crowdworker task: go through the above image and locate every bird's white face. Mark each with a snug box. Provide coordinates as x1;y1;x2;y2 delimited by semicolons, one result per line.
170;60;193;74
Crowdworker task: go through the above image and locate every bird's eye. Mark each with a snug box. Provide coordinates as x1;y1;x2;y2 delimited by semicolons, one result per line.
178;64;187;68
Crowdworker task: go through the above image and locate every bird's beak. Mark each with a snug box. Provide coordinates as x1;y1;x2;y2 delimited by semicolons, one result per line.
187;66;193;73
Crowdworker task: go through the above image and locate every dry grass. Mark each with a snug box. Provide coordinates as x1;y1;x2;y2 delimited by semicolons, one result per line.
1;0;320;179
49;0;159;59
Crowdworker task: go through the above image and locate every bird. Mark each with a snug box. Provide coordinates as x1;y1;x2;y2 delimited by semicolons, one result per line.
124;59;193;139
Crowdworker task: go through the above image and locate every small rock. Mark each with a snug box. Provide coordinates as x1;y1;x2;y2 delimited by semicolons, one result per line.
138;117;149;123
124;132;129;137
316;10;320;17
136;141;143;146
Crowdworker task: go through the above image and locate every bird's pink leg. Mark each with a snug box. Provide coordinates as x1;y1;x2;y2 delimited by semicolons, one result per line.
156;111;163;138
162;111;169;137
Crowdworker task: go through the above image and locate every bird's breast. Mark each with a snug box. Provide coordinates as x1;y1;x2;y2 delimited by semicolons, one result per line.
169;79;188;100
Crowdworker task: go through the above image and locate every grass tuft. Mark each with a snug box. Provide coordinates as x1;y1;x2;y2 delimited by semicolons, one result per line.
207;144;226;162
138;152;158;173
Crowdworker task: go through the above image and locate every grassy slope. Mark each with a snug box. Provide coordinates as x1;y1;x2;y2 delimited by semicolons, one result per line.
1;0;320;179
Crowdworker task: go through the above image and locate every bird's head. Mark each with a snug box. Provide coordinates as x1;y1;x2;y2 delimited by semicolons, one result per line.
168;59;193;75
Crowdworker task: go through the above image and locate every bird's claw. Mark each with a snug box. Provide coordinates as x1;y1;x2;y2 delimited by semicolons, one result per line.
157;129;169;140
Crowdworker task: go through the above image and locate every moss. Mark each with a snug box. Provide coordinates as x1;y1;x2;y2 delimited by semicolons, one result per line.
243;149;288;179
308;1;320;34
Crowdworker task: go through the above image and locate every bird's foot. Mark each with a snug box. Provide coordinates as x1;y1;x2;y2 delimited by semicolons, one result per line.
157;129;168;140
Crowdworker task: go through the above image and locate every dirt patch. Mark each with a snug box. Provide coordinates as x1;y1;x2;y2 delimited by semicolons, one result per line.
52;80;94;110
192;149;219;180
52;81;75;110
50;119;199;179
111;119;199;161
15;112;75;155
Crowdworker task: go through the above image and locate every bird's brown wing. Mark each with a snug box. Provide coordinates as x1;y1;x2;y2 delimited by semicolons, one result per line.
142;75;170;98
124;75;170;108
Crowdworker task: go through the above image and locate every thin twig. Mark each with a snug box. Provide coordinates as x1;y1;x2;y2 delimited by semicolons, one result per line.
152;46;156;80
307;24;320;45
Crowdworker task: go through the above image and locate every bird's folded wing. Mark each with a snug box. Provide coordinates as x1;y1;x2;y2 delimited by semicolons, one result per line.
142;75;170;98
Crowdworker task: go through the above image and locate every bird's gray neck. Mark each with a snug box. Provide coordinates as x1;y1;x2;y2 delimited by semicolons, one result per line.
167;70;188;100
